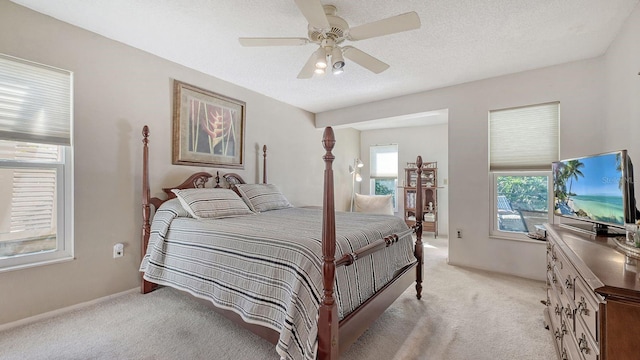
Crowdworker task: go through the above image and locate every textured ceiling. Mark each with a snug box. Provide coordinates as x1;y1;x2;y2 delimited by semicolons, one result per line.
9;0;640;114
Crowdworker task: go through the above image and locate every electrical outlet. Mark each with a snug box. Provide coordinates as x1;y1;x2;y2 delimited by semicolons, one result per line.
113;243;124;258
456;229;462;238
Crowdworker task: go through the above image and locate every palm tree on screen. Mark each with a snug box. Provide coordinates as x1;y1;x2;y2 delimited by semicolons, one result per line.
565;160;585;197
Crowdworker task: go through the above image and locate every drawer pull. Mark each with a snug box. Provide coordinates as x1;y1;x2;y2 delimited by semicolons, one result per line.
564;306;573;319
552;273;557;284
561;349;568;360
564;277;573;290
578;333;591;354
577;297;589;316
547;263;552;272
555;328;563;340
555;304;562;316
561;322;568;335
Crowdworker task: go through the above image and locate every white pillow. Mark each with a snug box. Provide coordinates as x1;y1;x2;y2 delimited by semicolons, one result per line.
171;188;253;219
354;193;394;215
235;184;292;212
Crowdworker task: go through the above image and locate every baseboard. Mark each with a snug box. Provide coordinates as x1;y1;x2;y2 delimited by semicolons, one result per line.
0;287;138;332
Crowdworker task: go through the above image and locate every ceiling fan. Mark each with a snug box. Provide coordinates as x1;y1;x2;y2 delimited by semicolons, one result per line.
238;0;421;79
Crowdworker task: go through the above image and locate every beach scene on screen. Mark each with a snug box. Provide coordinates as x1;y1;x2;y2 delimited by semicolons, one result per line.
553;153;625;225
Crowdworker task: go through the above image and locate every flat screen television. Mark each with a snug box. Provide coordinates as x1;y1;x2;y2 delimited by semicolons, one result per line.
552;150;637;236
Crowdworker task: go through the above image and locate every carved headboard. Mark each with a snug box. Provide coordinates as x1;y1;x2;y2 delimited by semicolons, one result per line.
222;173;246;195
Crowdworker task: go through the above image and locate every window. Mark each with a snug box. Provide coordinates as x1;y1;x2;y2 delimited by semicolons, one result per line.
0;53;73;271
369;144;398;210
489;102;559;239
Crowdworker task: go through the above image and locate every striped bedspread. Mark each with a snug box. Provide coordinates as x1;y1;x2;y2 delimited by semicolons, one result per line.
140;199;416;360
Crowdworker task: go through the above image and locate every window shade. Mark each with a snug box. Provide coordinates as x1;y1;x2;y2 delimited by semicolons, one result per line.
0;54;72;146
0;140;60;162
370;144;398;178
11;169;57;233
489;102;559;171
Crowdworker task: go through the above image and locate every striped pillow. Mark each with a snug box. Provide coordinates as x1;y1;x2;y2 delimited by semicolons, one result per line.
171;188;254;219
235;184;292;212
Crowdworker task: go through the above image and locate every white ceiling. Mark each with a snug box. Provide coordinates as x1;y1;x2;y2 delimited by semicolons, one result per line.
10;0;640;116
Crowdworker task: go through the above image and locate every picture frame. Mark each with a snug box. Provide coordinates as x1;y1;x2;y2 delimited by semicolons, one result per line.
172;80;245;169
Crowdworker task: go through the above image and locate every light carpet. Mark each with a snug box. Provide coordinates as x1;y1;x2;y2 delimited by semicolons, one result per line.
0;237;555;360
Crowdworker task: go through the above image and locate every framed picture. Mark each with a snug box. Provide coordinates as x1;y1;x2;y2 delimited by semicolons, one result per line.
172;80;245;169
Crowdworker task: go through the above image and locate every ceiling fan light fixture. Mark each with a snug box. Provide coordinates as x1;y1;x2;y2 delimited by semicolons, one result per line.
238;3;421;79
331;47;345;69
315;58;327;69
314;48;328;69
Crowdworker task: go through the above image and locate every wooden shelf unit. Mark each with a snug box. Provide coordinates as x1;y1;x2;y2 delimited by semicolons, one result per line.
403;162;437;237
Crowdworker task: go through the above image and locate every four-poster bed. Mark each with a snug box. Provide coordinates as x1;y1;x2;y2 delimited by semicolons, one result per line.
140;125;425;360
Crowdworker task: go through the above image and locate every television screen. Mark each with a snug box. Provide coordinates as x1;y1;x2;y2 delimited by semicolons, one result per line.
553;150;631;229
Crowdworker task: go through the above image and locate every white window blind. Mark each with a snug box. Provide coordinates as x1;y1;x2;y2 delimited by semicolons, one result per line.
11;169;57;233
370;144;398;178
0;53;72;146
489;102;559;171
0;140;60;162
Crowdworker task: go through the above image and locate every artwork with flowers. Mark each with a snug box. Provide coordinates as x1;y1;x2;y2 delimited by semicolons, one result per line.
172;80;245;168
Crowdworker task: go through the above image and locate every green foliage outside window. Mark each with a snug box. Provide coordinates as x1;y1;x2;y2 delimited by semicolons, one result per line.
497;176;548;212
374;178;396;205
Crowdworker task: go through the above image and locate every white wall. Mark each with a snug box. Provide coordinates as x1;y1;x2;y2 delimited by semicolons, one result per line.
603;3;640;200
318;58;606;281
360;123;449;237
0;1;358;326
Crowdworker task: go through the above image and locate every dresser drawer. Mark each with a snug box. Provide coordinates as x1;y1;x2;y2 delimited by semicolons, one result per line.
554;247;576;299
548;286;563;323
574;277;600;344
560;291;576;334
575;316;600;360
547;241;557;265
547;288;564;352
563;329;584;360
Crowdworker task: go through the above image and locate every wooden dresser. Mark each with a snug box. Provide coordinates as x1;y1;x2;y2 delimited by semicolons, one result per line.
544;224;640;360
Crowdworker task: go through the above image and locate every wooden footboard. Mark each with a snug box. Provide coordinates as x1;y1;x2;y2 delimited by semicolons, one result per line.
140;125;424;359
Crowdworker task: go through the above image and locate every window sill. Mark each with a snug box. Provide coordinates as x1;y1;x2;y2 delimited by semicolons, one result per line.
0;255;74;273
489;233;547;244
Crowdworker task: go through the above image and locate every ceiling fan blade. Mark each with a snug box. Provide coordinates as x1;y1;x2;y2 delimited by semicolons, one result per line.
297;51;318;79
239;37;309;47
348;11;421;41
342;46;389;74
294;0;330;30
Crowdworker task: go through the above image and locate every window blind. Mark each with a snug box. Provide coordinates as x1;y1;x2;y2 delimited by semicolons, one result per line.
0;140;60;162
0;54;72;146
370;144;398;178
11;169;57;233
489;102;559;171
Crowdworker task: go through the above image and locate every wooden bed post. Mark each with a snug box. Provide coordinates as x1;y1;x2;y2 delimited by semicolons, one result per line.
414;156;424;299
141;126;155;294
262;145;267;184
318;127;338;360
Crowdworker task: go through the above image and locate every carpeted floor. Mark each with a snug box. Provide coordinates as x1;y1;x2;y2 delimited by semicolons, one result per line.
0;236;556;360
